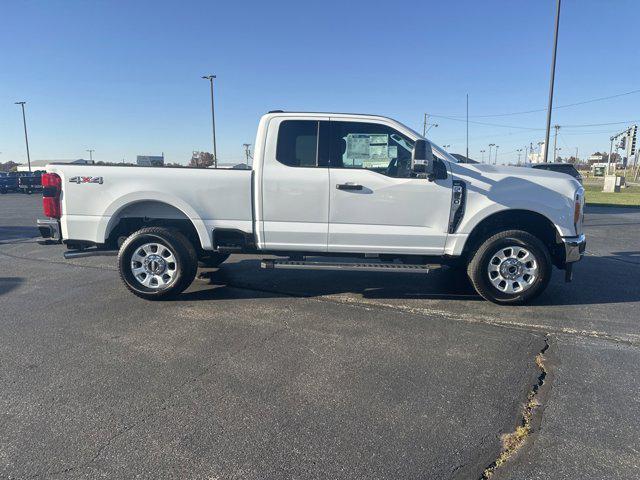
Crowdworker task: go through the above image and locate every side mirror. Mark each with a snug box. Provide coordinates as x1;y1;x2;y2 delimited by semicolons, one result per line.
412;139;435;176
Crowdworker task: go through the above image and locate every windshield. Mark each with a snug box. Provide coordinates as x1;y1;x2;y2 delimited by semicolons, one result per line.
430;142;459;163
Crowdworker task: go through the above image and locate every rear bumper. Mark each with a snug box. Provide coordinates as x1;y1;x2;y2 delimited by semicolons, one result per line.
37;218;61;242
562;234;586;263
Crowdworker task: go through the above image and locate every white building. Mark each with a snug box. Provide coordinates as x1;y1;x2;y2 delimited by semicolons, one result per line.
16;159;94;172
528;142;546;164
137;155;164;167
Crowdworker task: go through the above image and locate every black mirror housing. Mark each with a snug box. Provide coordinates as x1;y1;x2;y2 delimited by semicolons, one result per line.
412;139;435;175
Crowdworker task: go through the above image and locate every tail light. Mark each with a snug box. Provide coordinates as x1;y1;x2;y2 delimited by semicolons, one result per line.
42;173;62;218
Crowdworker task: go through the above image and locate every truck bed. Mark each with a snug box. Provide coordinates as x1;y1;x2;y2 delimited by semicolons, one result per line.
47;164;254;249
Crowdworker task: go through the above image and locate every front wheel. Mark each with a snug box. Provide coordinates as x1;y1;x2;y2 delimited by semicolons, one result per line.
467;230;552;305
118;227;198;300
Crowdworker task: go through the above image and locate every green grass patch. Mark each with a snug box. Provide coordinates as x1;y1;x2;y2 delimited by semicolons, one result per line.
584;184;640;207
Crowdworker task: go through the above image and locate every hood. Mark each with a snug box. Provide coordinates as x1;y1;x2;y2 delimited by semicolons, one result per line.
452;162;581;195
449;161;583;235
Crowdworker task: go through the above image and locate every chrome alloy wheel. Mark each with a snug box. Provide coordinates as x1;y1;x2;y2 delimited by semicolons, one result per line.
487;246;538;294
130;243;178;289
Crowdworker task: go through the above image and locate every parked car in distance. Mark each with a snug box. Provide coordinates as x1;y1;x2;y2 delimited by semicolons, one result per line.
532;163;582;184
37;111;586;305
17;171;44;194
0;172;20;194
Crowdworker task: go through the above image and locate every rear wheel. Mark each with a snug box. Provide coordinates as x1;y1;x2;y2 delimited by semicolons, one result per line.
118;227;198;300
467;229;551;305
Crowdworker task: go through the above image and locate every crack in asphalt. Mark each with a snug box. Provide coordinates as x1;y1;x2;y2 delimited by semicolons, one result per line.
315;294;640;347
478;336;551;479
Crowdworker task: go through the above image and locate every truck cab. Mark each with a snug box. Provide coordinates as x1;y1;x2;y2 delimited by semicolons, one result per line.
255;112;453;255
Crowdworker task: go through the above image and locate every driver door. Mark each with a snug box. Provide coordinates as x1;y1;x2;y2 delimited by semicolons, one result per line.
327;119;452;255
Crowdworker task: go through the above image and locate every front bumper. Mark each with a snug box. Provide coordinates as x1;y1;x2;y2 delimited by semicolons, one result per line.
562;234;586;263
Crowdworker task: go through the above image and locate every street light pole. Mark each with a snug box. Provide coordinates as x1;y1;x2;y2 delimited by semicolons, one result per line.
86;149;94;162
494;145;499;165
15;101;32;173
488;144;495;165
202;74;218;168
552;125;560;163
480;149;485;163
242;143;252;164
466;93;469;161
423;113;437;136
543;0;561;163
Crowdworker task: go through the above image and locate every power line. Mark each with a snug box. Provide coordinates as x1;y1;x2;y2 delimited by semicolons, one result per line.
432;115;545;130
562;120;640;128
433;115;640;131
430;88;640;118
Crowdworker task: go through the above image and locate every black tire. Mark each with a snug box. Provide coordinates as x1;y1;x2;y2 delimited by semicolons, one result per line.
198;252;230;268
118;227;198;300
467;229;552;305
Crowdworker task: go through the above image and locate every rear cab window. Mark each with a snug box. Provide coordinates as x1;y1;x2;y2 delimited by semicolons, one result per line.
276;120;329;167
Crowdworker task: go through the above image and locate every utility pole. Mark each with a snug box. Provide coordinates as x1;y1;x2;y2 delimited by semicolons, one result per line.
466;94;469;161
86;149;94;162
494;145;500;165
552;125;560;162
202;74;218;167
480;149;485;163
543;0;562;163
242;143;252;164
488;144;495;165
423;113;437;137
14;101;31;173
575;147;578;164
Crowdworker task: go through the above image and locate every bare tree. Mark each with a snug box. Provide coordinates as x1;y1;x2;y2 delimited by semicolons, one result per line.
189;151;215;168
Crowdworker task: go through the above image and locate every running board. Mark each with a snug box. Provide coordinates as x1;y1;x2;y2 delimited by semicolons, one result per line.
260;259;440;273
63;249;118;259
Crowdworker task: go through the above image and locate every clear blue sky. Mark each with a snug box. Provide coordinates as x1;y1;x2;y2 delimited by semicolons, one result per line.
1;0;639;165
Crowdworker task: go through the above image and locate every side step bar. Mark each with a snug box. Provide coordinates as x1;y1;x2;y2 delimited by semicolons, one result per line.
63;249;118;259
260;259;440;273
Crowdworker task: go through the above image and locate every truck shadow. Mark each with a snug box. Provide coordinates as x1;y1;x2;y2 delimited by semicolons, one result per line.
0;226;40;242
0;277;24;297
188;263;480;302
179;254;640;307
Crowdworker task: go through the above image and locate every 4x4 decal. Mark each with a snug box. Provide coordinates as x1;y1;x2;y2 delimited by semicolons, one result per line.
69;176;103;184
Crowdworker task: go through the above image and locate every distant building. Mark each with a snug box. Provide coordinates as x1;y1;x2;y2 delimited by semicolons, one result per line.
137;155;164;167
16;158;94;172
528;142;546;163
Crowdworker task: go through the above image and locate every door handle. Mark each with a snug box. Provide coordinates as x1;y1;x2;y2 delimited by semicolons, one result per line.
336;183;363;191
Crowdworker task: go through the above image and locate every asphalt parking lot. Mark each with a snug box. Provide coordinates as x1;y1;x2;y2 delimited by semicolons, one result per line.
1;193;639;479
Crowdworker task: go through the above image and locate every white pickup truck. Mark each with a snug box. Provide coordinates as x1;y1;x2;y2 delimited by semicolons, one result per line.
37;111;585;304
